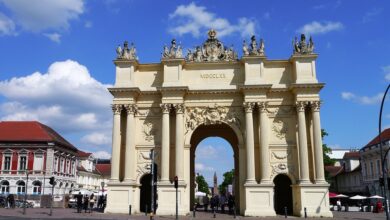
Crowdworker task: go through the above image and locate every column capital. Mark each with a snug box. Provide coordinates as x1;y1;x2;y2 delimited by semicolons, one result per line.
124;104;138;115
160;103;171;113
111;104;122;115
295;101;308;112
257;101;268;113
174;103;185;114
243;102;255;113
310;101;321;112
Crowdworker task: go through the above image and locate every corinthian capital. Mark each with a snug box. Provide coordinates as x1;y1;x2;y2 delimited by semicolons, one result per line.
295;101;307;112
243;102;255;113
174;103;185;114
160;103;171;113
111;104;122;115
124;104;138;115
257;101;268;113
311;101;321;112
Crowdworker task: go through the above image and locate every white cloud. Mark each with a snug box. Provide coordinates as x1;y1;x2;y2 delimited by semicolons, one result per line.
195;163;214;172
196;144;217;159
341;92;383;105
297;21;344;35
84;21;93;28
363;8;382;23
43;32;61;43
81;132;111;146
383;65;390;81
0;12;16;35
168;2;256;38
93;151;111;159
1;0;85;32
0;60;113;135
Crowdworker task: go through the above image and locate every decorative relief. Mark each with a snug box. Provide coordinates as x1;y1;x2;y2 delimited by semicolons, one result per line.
160;103;171;113
124;104;138;115
257;102;268;113
143;122;155;142
311;101;321;112
243;102;255;113
111;104;122;115
295;101;308;112
186;29;238;62
174;104;185;114
272;119;288;140
162;39;183;59
293;34;314;55
185;105;241;133
116;41;137;60
243;35;265;56
271;152;289;160
136;150;160;181
270;163;295;180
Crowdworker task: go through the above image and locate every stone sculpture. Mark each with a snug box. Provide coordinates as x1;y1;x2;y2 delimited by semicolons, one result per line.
243;35;265;56
116;41;137;60
293;34;314;55
162;39;183;59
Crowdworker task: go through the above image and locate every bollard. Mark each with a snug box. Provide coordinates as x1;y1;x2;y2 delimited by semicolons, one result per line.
145;204;148;216
233;206;237;219
193;204;196;218
304;207;307;218
129;205;132;215
284;206;287;218
213;208;216;218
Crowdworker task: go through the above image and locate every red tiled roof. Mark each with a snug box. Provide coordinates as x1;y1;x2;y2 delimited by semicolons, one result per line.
0;121;77;151
325;165;343;177
78;150;92;158
365;128;390;148
343;152;360;159
96;164;111;176
77;165;102;175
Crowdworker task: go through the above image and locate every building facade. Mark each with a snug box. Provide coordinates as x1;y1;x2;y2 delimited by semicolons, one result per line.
76;151;103;190
106;30;332;217
0;121;78;196
360;128;390;198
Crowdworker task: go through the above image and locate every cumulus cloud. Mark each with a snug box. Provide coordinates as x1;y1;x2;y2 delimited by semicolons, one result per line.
81;132;111;146
196;144;218;159
0;59;112;137
0;12;16;35
363;8;382;23
43;32;61;43
341;92;383;105
383;65;390;81
168;2;256;38
93;151;111;159
195;163;214;172
1;0;85;32
297;21;344;35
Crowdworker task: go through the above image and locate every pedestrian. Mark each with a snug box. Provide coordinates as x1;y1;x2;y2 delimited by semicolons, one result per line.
83;195;89;213
103;194;107;210
336;199;341;211
228;194;234;214
76;192;83;213
9;194;15;209
89;194;95;213
203;195;209;212
219;194;226;213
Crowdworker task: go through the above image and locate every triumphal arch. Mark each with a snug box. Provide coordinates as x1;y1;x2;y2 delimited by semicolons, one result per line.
105;30;332;217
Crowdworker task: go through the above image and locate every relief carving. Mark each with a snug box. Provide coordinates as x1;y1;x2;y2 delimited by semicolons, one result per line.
270;163;295;180
272;119;288;140
271;152;289;160
185;105;241;133
136;150;160;181
143;122;155;142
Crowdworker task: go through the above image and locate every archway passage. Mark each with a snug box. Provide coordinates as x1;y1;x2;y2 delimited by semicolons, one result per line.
190;123;240;212
274;174;293;215
140;174;152;213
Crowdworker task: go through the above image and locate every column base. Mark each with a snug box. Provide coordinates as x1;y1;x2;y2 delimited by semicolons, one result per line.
292;183;333;217
244;183;276;217
156;181;189;215
105;182;138;214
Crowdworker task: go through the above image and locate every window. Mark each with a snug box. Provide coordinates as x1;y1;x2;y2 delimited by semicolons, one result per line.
33;154;43;171
377;160;381;175
32;181;41;194
370;161;374;178
60;159;64;173
54;157;58;172
17;181;26;194
0;181;9;194
19;155;27;171
364;163;368;178
3;155;11;171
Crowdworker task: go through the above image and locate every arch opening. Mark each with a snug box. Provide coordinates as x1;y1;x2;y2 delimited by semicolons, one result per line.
273;174;293;215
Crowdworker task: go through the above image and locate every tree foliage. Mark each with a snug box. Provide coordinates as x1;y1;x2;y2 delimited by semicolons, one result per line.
196;174;209;195
322;129;336;182
218;169;234;195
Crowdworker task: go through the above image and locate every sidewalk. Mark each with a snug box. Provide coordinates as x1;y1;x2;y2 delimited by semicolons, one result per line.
0;208;387;220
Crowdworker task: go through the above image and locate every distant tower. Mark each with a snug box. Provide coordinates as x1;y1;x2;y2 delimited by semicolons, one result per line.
213;172;219;195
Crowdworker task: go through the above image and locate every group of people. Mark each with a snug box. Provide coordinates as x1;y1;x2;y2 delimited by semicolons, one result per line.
336;199;384;213
75;192;106;213
201;194;235;214
5;194;15;208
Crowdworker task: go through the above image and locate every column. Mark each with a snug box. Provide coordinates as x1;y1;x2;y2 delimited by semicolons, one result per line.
311;101;326;183
258;102;271;183
160;103;171;182
110;104;122;181
296;101;310;184
244;102;256;184
124;104;137;182
175;104;184;181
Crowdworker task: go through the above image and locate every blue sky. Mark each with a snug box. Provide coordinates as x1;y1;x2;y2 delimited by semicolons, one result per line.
0;1;389;185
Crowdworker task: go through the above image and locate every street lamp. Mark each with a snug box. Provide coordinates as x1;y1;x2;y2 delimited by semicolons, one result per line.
379;83;390;220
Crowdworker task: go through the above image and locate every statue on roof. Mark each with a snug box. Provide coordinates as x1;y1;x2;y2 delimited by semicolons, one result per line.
243;35;265;56
162;39;183;59
293;34;314;55
116;41;137;60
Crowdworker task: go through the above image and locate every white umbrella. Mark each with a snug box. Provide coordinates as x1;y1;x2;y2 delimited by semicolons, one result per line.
334;194;349;198
369;195;384;199
349;195;367;200
195;191;206;197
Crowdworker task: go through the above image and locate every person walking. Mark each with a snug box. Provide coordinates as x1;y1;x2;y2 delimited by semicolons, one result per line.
219;194;226;213
89;194;95;213
336;199;341;211
203;195;209;212
76;192;83;213
83;195;89;213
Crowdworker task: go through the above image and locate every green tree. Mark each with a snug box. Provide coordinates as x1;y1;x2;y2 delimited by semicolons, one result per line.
218;169;234;195
196;174;209;195
322;129;336;182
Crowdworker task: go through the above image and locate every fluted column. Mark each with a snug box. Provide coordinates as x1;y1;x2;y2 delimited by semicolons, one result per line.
311;101;326;183
175;104;184;181
296;101;310;184
160;103;171;182
244;102;256;184
258;102;271;184
124;104;137;182
110;104;122;181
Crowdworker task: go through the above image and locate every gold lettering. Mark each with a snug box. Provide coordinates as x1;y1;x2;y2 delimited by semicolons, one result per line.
200;73;226;79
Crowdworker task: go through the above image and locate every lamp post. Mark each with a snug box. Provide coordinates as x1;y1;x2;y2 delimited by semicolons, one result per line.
379;83;390;220
23;169;29;215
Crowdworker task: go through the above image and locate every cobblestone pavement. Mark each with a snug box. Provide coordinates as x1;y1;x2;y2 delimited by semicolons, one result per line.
0;208;387;220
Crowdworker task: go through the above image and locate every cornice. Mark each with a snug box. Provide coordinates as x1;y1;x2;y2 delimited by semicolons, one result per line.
289;54;318;61
187;89;238;95
289;83;325;93
240;55;267;63
108;87;141;97
113;59;139;66
239;84;272;91
161;58;185;65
